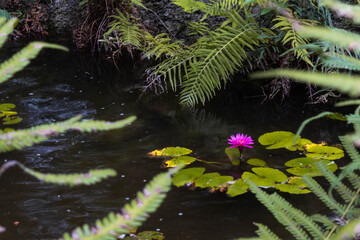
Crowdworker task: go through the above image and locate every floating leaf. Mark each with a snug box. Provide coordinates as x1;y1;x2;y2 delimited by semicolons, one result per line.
0;103;15;111
326;113;347;121
173;167;205;187
252;167;288;183
136;231;164;240
247;158;266;167
242;172;275;187
208;176;234;189
148;149;164;157
162;147;192;157
286;160;338;176
225;147;240;165
305;145;344;160
288;176;307;187
227;179;249;197
285;157;318;167
195;172;221;188
2;116;22;125
274;184;311;194
258;131;300;150
165;156;196;167
295;138;312;150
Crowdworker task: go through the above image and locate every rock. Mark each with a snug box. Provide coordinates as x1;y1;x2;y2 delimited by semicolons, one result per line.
48;0;79;35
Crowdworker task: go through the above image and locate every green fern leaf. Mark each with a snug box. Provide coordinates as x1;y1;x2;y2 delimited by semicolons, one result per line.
251;69;360;97
61;166;184;240
0;10;12;20
0;18;17;49
0;115;136;153
0;161;116;186
254;223;282;240
0;41;68;85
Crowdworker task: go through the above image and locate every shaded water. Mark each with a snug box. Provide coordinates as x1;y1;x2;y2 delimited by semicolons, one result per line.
0;42;348;239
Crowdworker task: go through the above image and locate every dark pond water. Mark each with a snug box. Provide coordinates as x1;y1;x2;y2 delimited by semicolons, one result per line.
0;42;349;240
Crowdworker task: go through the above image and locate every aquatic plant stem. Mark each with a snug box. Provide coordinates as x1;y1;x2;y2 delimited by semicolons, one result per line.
324;186;360;240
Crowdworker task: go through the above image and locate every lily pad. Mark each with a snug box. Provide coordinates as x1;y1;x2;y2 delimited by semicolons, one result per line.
275;184;311;194
2;116;22;125
247;158;266;167
305;145;344;160
173;167;205;187
258;131;300;150
285;157;318;167
225;147;240;165
288;177;307;187
195;173;221;188
162;147;192;157
286;160;338;176
165;156;196;167
0;103;15;111
242;172;275;187
208;175;234;189
227;179;249;197
252;167;288;183
124;231;164;240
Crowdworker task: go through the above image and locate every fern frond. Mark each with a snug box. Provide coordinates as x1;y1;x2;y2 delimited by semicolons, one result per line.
315;161;355;203
104;10;145;54
321;54;360;71
129;0;146;9
302;175;346;215
0;10;12;20
0;17;16;48
172;0;207;13
254;223;282;240
0;161;116;186
248;180;312;240
331;216;360;240
143;32;184;60
251;70;360;97
298;25;360;51
335;100;360;107
320;0;360;24
0;41;68;85
180;11;263;105
272;15;316;66
61;166;184;240
0;115;136;153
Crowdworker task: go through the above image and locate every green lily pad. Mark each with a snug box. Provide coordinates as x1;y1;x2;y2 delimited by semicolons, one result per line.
288;177;307;187
242;172;275;187
275;184;311;194
124;231;164;240
305;145;344;160
294;138;313;150
2;116;22;125
173;167;205;187
247;158;266;167
252;167;288;183
286;160;338;176
258;131;300;150
165;156;196;168
285;157;318;167
208;176;234;189
225;147;240;166
162;147;192;157
195;173;221;188
0;103;15;111
227;179;249;197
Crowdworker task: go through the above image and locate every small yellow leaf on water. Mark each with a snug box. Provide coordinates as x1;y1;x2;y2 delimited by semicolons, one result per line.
304;142;326;149
148;149;164;157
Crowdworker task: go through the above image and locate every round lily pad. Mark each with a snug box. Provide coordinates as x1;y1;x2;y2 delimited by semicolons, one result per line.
242;172;275;187
305;145;344;160
285;157;318;167
195;173;221;188
165;156;196;168
173;167;205;187
275;184;311;194
252;167;288;183
162;147;192;156
288;177;307;187
225;147;240;166
0;103;15;111
227;179;249;197
208;176;234;189
286;160;338;176
247;158;266;167
258;131;300;150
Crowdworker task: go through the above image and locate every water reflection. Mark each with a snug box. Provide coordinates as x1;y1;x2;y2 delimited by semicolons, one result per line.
0;43;348;239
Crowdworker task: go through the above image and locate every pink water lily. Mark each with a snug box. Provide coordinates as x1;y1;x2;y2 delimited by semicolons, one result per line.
228;133;254;153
